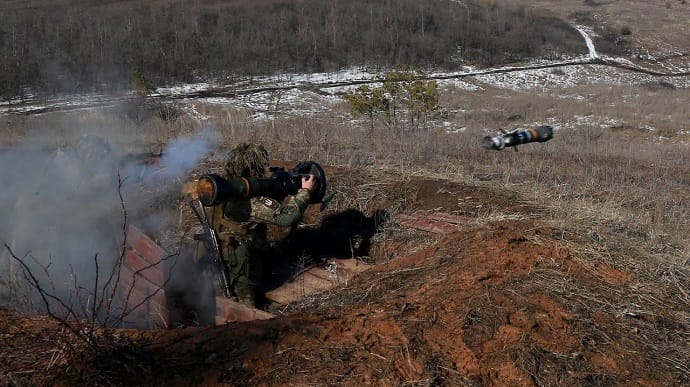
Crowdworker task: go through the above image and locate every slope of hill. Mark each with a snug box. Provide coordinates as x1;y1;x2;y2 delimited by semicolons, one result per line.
1;1;689;386
2;169;688;385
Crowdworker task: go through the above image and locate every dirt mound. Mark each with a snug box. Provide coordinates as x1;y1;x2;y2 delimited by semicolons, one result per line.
1;169;687;386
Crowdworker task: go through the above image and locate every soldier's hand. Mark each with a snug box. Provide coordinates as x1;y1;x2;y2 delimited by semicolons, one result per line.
301;174;317;192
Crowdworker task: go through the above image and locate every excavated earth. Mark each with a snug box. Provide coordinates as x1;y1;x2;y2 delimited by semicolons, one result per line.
1;166;687;386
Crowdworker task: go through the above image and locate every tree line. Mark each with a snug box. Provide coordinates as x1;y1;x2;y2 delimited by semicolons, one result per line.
0;0;586;99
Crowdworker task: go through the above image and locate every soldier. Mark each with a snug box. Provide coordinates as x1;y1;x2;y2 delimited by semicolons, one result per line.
195;143;317;307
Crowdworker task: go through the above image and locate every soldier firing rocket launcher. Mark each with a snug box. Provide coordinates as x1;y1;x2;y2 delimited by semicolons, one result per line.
194;161;328;207
482;125;554;151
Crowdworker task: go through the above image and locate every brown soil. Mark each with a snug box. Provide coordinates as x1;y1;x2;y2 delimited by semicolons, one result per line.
1;167;687;386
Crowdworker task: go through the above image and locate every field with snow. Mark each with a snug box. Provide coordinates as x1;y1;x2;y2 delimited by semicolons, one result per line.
1;1;689;385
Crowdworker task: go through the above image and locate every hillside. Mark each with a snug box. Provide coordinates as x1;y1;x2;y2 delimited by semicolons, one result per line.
1;0;689;386
2;167;688;385
0;0;586;98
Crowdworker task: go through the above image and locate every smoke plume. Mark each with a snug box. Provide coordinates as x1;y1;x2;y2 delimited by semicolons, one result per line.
0;124;219;318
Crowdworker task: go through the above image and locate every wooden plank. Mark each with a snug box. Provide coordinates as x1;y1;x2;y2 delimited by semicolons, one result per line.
122;249;166;288
301;271;335;288
266;259;371;305
321;258;370;283
215;297;274;324
116;226;171;329
127;225;168;264
117;265;167;312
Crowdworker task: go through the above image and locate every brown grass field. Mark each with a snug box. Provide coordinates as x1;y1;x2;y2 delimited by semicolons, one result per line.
1;0;689;385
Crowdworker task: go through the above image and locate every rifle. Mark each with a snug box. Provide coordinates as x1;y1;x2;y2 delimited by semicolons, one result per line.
189;199;231;298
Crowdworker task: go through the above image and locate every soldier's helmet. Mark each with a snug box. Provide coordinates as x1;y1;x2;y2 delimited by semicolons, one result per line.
224;143;269;178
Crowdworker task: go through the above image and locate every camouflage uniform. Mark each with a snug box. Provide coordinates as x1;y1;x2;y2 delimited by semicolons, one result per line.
207;190;311;305
203;144;312;306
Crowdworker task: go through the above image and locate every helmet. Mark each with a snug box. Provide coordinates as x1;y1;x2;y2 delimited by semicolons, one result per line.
224;143;269;178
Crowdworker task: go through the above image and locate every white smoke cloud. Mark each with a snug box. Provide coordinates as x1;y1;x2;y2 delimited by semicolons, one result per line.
0;125;219;317
157;125;220;179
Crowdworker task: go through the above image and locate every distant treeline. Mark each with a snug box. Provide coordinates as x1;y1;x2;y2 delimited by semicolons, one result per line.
0;0;585;98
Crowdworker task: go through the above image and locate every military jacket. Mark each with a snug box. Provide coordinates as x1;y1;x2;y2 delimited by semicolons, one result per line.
209;189;312;243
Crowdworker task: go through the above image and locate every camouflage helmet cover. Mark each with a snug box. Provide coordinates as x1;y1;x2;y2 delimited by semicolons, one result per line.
224;143;269;178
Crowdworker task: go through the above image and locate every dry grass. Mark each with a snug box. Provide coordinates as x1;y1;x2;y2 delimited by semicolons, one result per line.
4;78;688;262
526;0;690;56
1;2;688;383
156;80;690;282
2;63;689;383
514;229;690;378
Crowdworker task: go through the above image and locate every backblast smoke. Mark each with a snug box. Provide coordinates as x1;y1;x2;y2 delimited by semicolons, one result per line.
0;125;219;321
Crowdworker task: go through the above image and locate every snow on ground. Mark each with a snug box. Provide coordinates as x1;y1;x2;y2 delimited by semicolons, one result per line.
155;82;213;96
188;63;686;127
197;88;345;120
469;63;689;92
1;25;688;138
543;115;620;131
157;67;381;98
3;62;687;124
575;25;599;59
